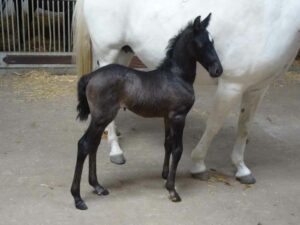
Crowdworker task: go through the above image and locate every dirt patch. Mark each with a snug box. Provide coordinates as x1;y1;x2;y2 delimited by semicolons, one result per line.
273;71;300;87
0;70;77;101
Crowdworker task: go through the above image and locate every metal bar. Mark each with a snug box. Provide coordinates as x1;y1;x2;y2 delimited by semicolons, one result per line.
58;0;61;52
3;54;73;64
0;0;5;51
11;2;16;51
5;0;10;51
27;0;31;51
21;0;26;51
67;0;70;52
71;0;75;50
62;1;65;52
52;0;55;51
47;0;51;51
42;0;45;51
31;0;36;52
16;0;21;51
36;0;41;51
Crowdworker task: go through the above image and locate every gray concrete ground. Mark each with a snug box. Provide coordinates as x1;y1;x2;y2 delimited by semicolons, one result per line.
0;71;300;225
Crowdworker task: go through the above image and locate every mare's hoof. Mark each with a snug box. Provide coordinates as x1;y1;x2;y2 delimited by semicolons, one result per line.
169;191;182;202
236;174;256;184
94;186;109;196
75;200;88;210
191;171;210;181
110;154;126;165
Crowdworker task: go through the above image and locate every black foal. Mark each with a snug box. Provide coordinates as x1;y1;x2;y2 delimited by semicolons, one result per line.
71;13;223;210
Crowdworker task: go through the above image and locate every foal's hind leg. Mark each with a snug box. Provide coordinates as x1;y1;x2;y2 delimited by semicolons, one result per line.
71;119;108;210
232;86;269;184
89;145;109;196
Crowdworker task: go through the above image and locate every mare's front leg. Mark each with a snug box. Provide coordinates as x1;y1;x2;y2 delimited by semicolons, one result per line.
232;86;269;184
165;114;186;202
191;81;243;179
70;120;107;210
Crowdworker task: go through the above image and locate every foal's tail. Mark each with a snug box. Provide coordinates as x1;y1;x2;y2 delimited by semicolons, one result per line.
73;0;92;77
77;74;92;121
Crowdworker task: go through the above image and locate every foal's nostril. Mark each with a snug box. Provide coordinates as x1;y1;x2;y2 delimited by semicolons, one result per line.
216;67;223;76
209;65;223;77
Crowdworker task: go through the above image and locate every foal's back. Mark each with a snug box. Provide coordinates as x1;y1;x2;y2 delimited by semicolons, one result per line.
87;64;195;118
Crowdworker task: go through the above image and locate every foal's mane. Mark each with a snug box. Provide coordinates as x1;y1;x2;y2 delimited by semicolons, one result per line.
158;22;193;70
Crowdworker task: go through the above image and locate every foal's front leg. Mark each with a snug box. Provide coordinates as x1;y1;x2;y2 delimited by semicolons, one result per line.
165;115;186;202
162;118;172;179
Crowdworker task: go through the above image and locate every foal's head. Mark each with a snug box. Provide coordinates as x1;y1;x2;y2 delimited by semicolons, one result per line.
190;13;223;77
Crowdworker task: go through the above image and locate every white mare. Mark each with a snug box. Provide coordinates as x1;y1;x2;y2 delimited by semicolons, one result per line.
73;0;300;184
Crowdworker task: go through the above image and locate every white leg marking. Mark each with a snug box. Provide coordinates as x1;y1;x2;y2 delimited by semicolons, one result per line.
232;86;269;177
191;81;243;174
107;121;123;156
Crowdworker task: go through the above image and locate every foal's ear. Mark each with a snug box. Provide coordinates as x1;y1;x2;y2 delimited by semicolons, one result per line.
193;16;202;32
201;13;212;29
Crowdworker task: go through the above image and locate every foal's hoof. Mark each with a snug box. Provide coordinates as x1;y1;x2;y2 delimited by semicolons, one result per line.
191;171;210;181
94;186;109;196
110;154;126;165
236;174;256;184
169;191;182;202
75;200;88;210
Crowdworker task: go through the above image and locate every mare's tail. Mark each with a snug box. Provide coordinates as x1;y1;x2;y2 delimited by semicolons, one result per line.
73;0;92;76
77;74;93;121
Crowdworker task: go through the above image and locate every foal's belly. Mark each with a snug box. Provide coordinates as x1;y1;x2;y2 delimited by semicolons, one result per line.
127;106;166;118
121;98;170;118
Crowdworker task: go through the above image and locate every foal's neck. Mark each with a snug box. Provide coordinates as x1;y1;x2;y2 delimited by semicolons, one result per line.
159;27;197;84
172;42;197;84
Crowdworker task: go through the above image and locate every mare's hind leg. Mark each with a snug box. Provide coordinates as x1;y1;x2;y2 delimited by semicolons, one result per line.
232;86;269;184
108;49;134;165
165;114;186;202
91;48;125;165
162;118;172;179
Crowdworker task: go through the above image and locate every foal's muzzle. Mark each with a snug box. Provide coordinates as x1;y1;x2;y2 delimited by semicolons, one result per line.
208;63;223;78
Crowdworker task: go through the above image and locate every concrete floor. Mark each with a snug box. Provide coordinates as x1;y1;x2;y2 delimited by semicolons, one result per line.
0;73;299;225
